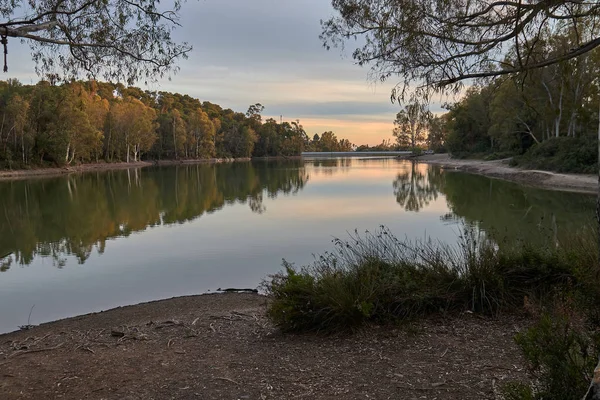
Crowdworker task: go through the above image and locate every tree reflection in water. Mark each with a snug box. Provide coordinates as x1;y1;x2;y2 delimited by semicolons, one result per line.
393;162;444;212
0;161;309;268
392;161;595;248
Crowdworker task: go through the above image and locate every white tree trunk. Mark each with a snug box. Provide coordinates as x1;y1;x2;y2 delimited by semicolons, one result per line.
556;80;564;137
597;96;600;263
584;358;600;399
65;142;70;163
587;92;600;400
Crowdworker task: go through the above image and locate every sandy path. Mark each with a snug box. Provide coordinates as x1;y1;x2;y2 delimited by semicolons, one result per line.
418;154;597;194
0;293;529;400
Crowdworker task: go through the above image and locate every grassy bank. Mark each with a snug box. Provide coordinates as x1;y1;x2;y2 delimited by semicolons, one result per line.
263;226;599;399
264;227;597;333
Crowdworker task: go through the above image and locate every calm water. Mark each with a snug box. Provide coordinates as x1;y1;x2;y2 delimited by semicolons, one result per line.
0;159;594;333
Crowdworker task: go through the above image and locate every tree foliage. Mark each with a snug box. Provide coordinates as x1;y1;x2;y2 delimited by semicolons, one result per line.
438;29;600;171
0;79;353;168
322;0;600;101
0;0;192;83
393;102;432;150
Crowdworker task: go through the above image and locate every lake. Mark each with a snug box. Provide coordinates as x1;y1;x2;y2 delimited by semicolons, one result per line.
0;158;595;333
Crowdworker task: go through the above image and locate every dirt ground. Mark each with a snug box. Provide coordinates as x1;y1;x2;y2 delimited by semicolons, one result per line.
0;293;531;400
0;161;154;180
418;154;597;194
0;158;251;181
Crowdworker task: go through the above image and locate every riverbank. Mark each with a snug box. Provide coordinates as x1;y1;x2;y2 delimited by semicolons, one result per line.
0;293;529;400
0;158;251;181
417;154;597;194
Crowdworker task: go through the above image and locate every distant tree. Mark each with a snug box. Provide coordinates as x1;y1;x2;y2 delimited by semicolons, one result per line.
186;108;215;159
338;138;353;152
318;131;338;152
111;97;157;162
169;109;186;159
427;116;447;152
246;103;265;123
4;94;29;165
393;102;431;150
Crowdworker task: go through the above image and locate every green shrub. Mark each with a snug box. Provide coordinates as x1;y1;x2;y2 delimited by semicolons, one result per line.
411;147;423;156
512;136;597;174
263;227;597;333
502;312;600;400
483;151;514;161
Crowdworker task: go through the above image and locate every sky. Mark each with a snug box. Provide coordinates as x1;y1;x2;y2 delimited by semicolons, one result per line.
5;0;447;146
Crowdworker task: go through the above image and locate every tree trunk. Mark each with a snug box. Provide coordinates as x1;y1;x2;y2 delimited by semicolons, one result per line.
172;118;177;160
584;358;600;399
556;80;564;138
106;124;112;161
0;112;5;155
65;142;70;164
587;91;600;400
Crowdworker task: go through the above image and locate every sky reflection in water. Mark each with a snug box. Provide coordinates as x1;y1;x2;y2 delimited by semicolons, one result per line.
0;159;594;333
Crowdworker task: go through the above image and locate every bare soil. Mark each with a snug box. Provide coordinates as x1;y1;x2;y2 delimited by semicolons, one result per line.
0;293;530;400
0;159;251;181
418;154;597;194
0;161;153;180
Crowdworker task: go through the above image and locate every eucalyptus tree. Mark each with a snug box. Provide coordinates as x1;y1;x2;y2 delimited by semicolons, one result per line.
0;0;191;83
393;102;431;150
322;0;600;101
111;97;157;163
187;108;215;159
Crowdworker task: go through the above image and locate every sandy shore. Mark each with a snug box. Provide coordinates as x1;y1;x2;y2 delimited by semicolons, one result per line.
2;155;596;193
417;154;597;194
0;158;251;181
0;293;529;400
0;161;152;180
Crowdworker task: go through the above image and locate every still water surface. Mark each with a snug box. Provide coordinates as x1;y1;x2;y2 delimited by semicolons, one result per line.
0;158;594;333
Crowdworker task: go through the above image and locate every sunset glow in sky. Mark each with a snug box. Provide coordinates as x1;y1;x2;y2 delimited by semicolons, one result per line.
6;0;447;146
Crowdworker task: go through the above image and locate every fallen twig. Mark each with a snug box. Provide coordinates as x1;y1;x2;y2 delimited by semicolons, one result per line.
0;342;65;365
215;377;239;385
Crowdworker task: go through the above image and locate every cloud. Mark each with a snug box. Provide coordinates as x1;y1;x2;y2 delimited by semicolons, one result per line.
1;0;449;145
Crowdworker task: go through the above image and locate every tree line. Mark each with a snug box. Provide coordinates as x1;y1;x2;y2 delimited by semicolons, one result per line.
375;28;600;173
439;30;599;173
0;79;353;169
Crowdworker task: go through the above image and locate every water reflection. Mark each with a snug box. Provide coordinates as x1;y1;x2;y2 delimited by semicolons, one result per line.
392;161;594;246
0;161;308;269
393;162;443;212
0;159;594;271
0;158;595;334
439;170;594;246
304;157;353;175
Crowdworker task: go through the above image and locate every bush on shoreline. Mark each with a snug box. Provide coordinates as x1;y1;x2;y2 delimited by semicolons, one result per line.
263;226;598;333
264;226;600;399
502;311;600;400
510;136;597;174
